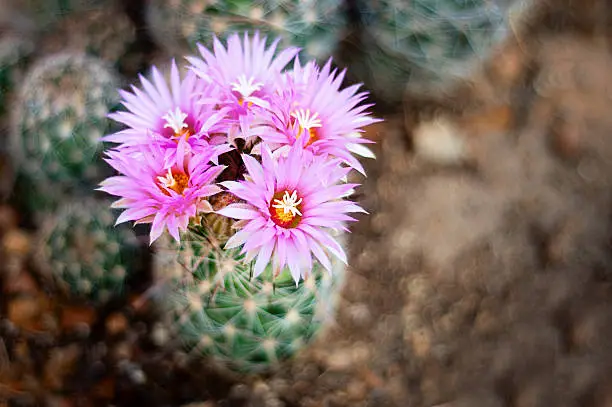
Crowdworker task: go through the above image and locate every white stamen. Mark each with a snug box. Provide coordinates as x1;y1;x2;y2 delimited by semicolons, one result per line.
230;74;263;98
291;109;322;131
162;107;188;134
272;190;303;217
157;168;175;189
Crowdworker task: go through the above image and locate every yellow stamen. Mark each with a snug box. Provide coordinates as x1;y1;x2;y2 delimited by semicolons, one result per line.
157;168;189;195
269;190;303;228
291;108;322;147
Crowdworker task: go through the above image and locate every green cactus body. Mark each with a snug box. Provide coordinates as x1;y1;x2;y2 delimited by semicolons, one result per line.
37;199;141;305
154;223;346;373
146;0;347;62
10;53;119;215
353;0;525;102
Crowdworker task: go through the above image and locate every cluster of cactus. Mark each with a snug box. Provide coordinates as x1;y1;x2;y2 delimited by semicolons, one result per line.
0;0;536;375
145;0;348;61
348;0;528;103
0;2;144;305
154;217;346;373
36;199;141;305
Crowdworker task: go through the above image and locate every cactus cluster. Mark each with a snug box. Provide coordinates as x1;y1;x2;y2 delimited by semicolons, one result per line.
146;0;347;61
154;221;346;372
1;0;536;376
10;52;119;215
36;199;141;305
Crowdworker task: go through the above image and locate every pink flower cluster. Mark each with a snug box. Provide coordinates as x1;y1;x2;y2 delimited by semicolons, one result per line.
99;33;379;283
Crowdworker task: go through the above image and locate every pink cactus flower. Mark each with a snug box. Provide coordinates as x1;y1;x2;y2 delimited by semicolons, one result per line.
216;144;366;284
98;143;226;244
103;60;231;167
263;58;379;174
186;32;300;145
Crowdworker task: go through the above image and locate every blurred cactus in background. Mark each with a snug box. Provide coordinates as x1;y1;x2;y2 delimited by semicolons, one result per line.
348;0;531;104
9;53;119;218
154;221;346;373
35;199;141;305
145;0;347;61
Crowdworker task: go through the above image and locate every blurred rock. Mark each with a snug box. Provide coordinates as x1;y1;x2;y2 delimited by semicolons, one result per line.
105;312;128;337
7;293;51;332
412;116;469;166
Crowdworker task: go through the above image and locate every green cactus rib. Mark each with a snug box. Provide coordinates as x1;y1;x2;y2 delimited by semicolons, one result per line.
10;52;120;216
146;0;347;61
155;223;346;373
36;199;141;305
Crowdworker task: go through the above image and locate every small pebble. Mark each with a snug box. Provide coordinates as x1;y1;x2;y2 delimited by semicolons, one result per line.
105;312;128;336
2;229;31;257
151;322;170;347
346;379;368;401
412;116;469;165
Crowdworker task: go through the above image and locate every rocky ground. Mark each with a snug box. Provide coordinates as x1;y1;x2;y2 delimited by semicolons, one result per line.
2;1;612;407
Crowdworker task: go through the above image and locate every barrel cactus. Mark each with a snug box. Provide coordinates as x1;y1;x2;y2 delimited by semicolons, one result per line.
154;219;346;372
351;0;531;103
98;32;376;373
36;199;141;305
145;0;347;62
10;52;120;216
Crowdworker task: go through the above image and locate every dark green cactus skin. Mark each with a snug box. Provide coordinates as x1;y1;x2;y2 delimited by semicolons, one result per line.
10;53;120;216
155;222;345;373
352;0;523;102
37;199;141;305
146;0;347;62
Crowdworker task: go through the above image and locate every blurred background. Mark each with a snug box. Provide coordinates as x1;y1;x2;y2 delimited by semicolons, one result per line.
1;0;612;406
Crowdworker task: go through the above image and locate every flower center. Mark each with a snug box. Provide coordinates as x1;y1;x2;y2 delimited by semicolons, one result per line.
157;168;189;196
291;108;321;147
269;190;303;228
162;107;193;140
237;98;254;108
231;74;263;99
